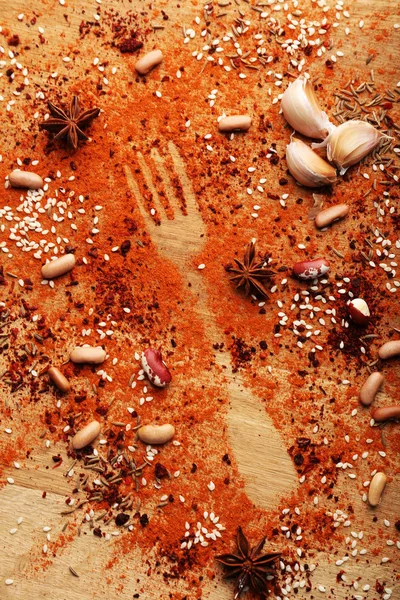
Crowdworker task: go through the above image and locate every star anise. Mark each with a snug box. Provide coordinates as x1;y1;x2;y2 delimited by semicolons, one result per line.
216;527;281;599
228;241;275;298
39;96;100;150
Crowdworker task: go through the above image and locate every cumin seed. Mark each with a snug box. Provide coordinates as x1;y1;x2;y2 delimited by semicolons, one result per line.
332;248;344;258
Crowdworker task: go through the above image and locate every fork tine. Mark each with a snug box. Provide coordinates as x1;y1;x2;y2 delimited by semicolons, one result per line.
124;164;155;233
136;152;167;219
150;147;180;216
167;141;201;218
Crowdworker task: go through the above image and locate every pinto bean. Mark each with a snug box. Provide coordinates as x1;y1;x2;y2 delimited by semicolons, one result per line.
378;340;400;360
137;424;175;445
48;367;70;392
368;472;387;507
72;421;101;449
359;372;384;406
218;115;252;132
70;346;106;364
372;406;400;422
135;50;163;75
314;204;349;228
41;254;76;279
9;170;44;189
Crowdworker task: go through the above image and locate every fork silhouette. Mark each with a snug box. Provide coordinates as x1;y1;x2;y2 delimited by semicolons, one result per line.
124;142;297;509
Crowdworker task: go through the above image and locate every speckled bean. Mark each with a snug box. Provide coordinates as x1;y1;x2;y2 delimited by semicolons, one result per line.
48;367;70;392
137;424;175;445
292;258;329;280
378;340;400;360
372;406;400;422
70;346;106;364
41;254;76;279
141;348;172;387
72;421;101;449
9;170;44;190
135;50;163;75
359;372;384;406
218;115;252;132
368;472;387;507
348;298;371;326
315;203;349;229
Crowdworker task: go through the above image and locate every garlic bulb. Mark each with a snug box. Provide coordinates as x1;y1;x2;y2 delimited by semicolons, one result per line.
286;138;337;188
314;120;387;175
281;76;335;139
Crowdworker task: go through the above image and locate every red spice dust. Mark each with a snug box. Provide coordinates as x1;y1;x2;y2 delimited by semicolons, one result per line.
0;2;399;599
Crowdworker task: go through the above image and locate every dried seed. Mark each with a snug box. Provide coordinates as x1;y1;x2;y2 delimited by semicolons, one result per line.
72;421;101;449
359;372;384;406
48;366;71;392
372;406;400;421
41;254;76;279
9;170;44;189
378;340;400;359
137;424;175;445
218;115;252;132
368;472;387;507
315;204;349;229
135;50;163;75
70;346;106;364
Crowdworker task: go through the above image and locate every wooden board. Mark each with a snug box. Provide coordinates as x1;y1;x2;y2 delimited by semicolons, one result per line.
0;0;399;598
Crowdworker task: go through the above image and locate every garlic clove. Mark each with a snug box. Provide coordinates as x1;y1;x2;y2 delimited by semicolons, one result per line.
281;76;335;140
307;193;324;220
314;120;388;175
286;138;337;188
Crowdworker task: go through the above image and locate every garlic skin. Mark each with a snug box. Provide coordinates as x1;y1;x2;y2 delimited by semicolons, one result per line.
281;76;335;139
286;138;337;187
314;120;387;175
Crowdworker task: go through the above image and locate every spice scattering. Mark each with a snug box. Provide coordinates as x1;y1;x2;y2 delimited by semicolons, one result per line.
0;0;399;599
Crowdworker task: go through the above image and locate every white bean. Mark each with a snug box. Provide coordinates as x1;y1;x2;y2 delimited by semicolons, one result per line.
378;340;400;360
48;367;70;392
135;50;163;75
72;421;101;449
359;372;384;406
372;406;400;421
70;346;106;364
368;472;387;507
137;424;175;445
315;204;349;228
9;170;44;189
218;115;252;132
41;254;76;279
